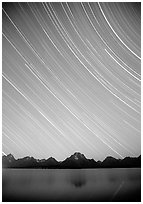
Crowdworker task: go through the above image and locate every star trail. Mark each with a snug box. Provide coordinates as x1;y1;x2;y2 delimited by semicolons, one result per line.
2;2;141;161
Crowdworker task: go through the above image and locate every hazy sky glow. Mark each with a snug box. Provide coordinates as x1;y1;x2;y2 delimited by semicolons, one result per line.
2;2;141;161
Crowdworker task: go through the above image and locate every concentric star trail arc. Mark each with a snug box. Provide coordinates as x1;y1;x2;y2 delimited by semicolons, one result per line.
98;2;141;60
2;2;141;161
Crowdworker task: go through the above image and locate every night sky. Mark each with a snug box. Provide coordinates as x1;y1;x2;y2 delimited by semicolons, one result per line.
2;2;141;161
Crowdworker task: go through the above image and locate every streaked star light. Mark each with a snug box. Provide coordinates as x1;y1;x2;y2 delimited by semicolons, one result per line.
2;2;141;161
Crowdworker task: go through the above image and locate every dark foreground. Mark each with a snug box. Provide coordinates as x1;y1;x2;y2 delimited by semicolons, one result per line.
3;168;141;202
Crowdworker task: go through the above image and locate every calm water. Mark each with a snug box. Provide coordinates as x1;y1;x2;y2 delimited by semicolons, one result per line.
3;168;141;202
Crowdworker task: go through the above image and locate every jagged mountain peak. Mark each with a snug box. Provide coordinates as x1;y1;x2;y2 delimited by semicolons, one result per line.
7;153;14;158
47;157;58;162
48;156;55;159
6;153;15;161
104;156;118;161
73;152;84;156
2;153;141;169
71;152;86;160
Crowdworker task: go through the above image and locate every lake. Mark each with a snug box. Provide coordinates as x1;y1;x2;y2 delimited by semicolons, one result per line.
3;168;141;202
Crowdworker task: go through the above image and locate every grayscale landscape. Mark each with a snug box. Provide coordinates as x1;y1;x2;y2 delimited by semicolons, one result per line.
2;2;141;202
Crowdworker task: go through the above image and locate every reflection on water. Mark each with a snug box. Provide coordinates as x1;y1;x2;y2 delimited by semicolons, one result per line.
69;169;86;188
3;168;141;202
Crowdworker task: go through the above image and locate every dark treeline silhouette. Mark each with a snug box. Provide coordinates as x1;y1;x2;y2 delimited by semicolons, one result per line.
2;152;141;169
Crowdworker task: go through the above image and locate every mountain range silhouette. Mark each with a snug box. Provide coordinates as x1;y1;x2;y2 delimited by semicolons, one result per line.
2;152;141;169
